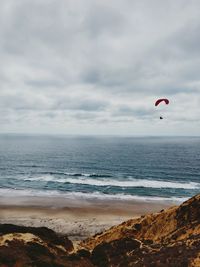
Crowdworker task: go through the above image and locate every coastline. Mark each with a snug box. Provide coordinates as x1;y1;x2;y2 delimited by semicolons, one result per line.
0;194;199;266
0;196;178;241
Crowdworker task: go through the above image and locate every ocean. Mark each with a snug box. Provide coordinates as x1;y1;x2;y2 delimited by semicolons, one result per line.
0;134;199;203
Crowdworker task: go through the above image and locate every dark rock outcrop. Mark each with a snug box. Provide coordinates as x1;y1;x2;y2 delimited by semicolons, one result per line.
0;224;73;252
0;224;94;267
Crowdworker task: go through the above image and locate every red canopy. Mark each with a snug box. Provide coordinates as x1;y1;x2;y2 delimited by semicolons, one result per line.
155;98;169;106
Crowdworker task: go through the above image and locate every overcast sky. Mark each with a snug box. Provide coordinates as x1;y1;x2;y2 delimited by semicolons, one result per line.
0;0;200;136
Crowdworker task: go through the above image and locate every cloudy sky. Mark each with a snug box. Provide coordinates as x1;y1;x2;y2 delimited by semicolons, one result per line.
0;0;200;136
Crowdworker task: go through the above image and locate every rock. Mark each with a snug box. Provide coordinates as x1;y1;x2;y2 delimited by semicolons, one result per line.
0;224;73;252
80;194;200;267
0;224;94;267
91;238;141;267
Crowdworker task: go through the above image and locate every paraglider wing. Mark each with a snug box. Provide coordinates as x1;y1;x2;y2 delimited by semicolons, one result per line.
155;98;169;106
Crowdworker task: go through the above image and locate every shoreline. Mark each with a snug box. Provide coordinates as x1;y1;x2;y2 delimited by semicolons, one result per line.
0;196;177;241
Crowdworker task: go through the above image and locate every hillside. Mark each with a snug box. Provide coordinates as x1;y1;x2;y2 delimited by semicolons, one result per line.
0;194;200;266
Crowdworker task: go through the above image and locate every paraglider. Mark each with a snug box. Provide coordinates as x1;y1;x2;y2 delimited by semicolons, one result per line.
155;98;169;119
155;98;169;107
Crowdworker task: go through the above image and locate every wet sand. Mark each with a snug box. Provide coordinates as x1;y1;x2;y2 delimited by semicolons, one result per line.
0;196;177;241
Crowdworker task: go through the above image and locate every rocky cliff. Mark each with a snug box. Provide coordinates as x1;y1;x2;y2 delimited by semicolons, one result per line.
0;194;200;267
80;194;200;266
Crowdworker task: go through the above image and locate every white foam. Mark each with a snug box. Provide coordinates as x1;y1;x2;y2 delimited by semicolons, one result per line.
24;175;199;189
64;172;91;177
25;175;56;182
63;177;199;189
0;188;188;203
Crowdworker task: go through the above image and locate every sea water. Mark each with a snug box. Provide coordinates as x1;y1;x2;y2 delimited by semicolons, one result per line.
0;134;200;203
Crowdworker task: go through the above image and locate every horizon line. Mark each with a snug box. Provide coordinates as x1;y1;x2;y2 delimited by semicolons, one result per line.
0;132;199;138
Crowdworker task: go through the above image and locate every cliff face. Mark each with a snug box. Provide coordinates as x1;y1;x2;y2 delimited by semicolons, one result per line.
0;194;200;267
80;194;200;266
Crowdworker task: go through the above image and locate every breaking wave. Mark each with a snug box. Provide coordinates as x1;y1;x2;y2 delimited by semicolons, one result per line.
23;175;199;189
0;188;188;203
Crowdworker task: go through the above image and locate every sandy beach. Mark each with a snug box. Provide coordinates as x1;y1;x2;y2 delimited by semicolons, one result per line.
0;196;176;241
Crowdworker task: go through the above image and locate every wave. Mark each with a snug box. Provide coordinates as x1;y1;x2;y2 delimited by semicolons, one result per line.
0;188;188;203
32;172;113;178
64;172;113;178
24;175;200;189
16;165;40;168
62;178;199;189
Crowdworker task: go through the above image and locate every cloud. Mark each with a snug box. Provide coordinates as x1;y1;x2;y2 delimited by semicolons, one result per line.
0;0;200;135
